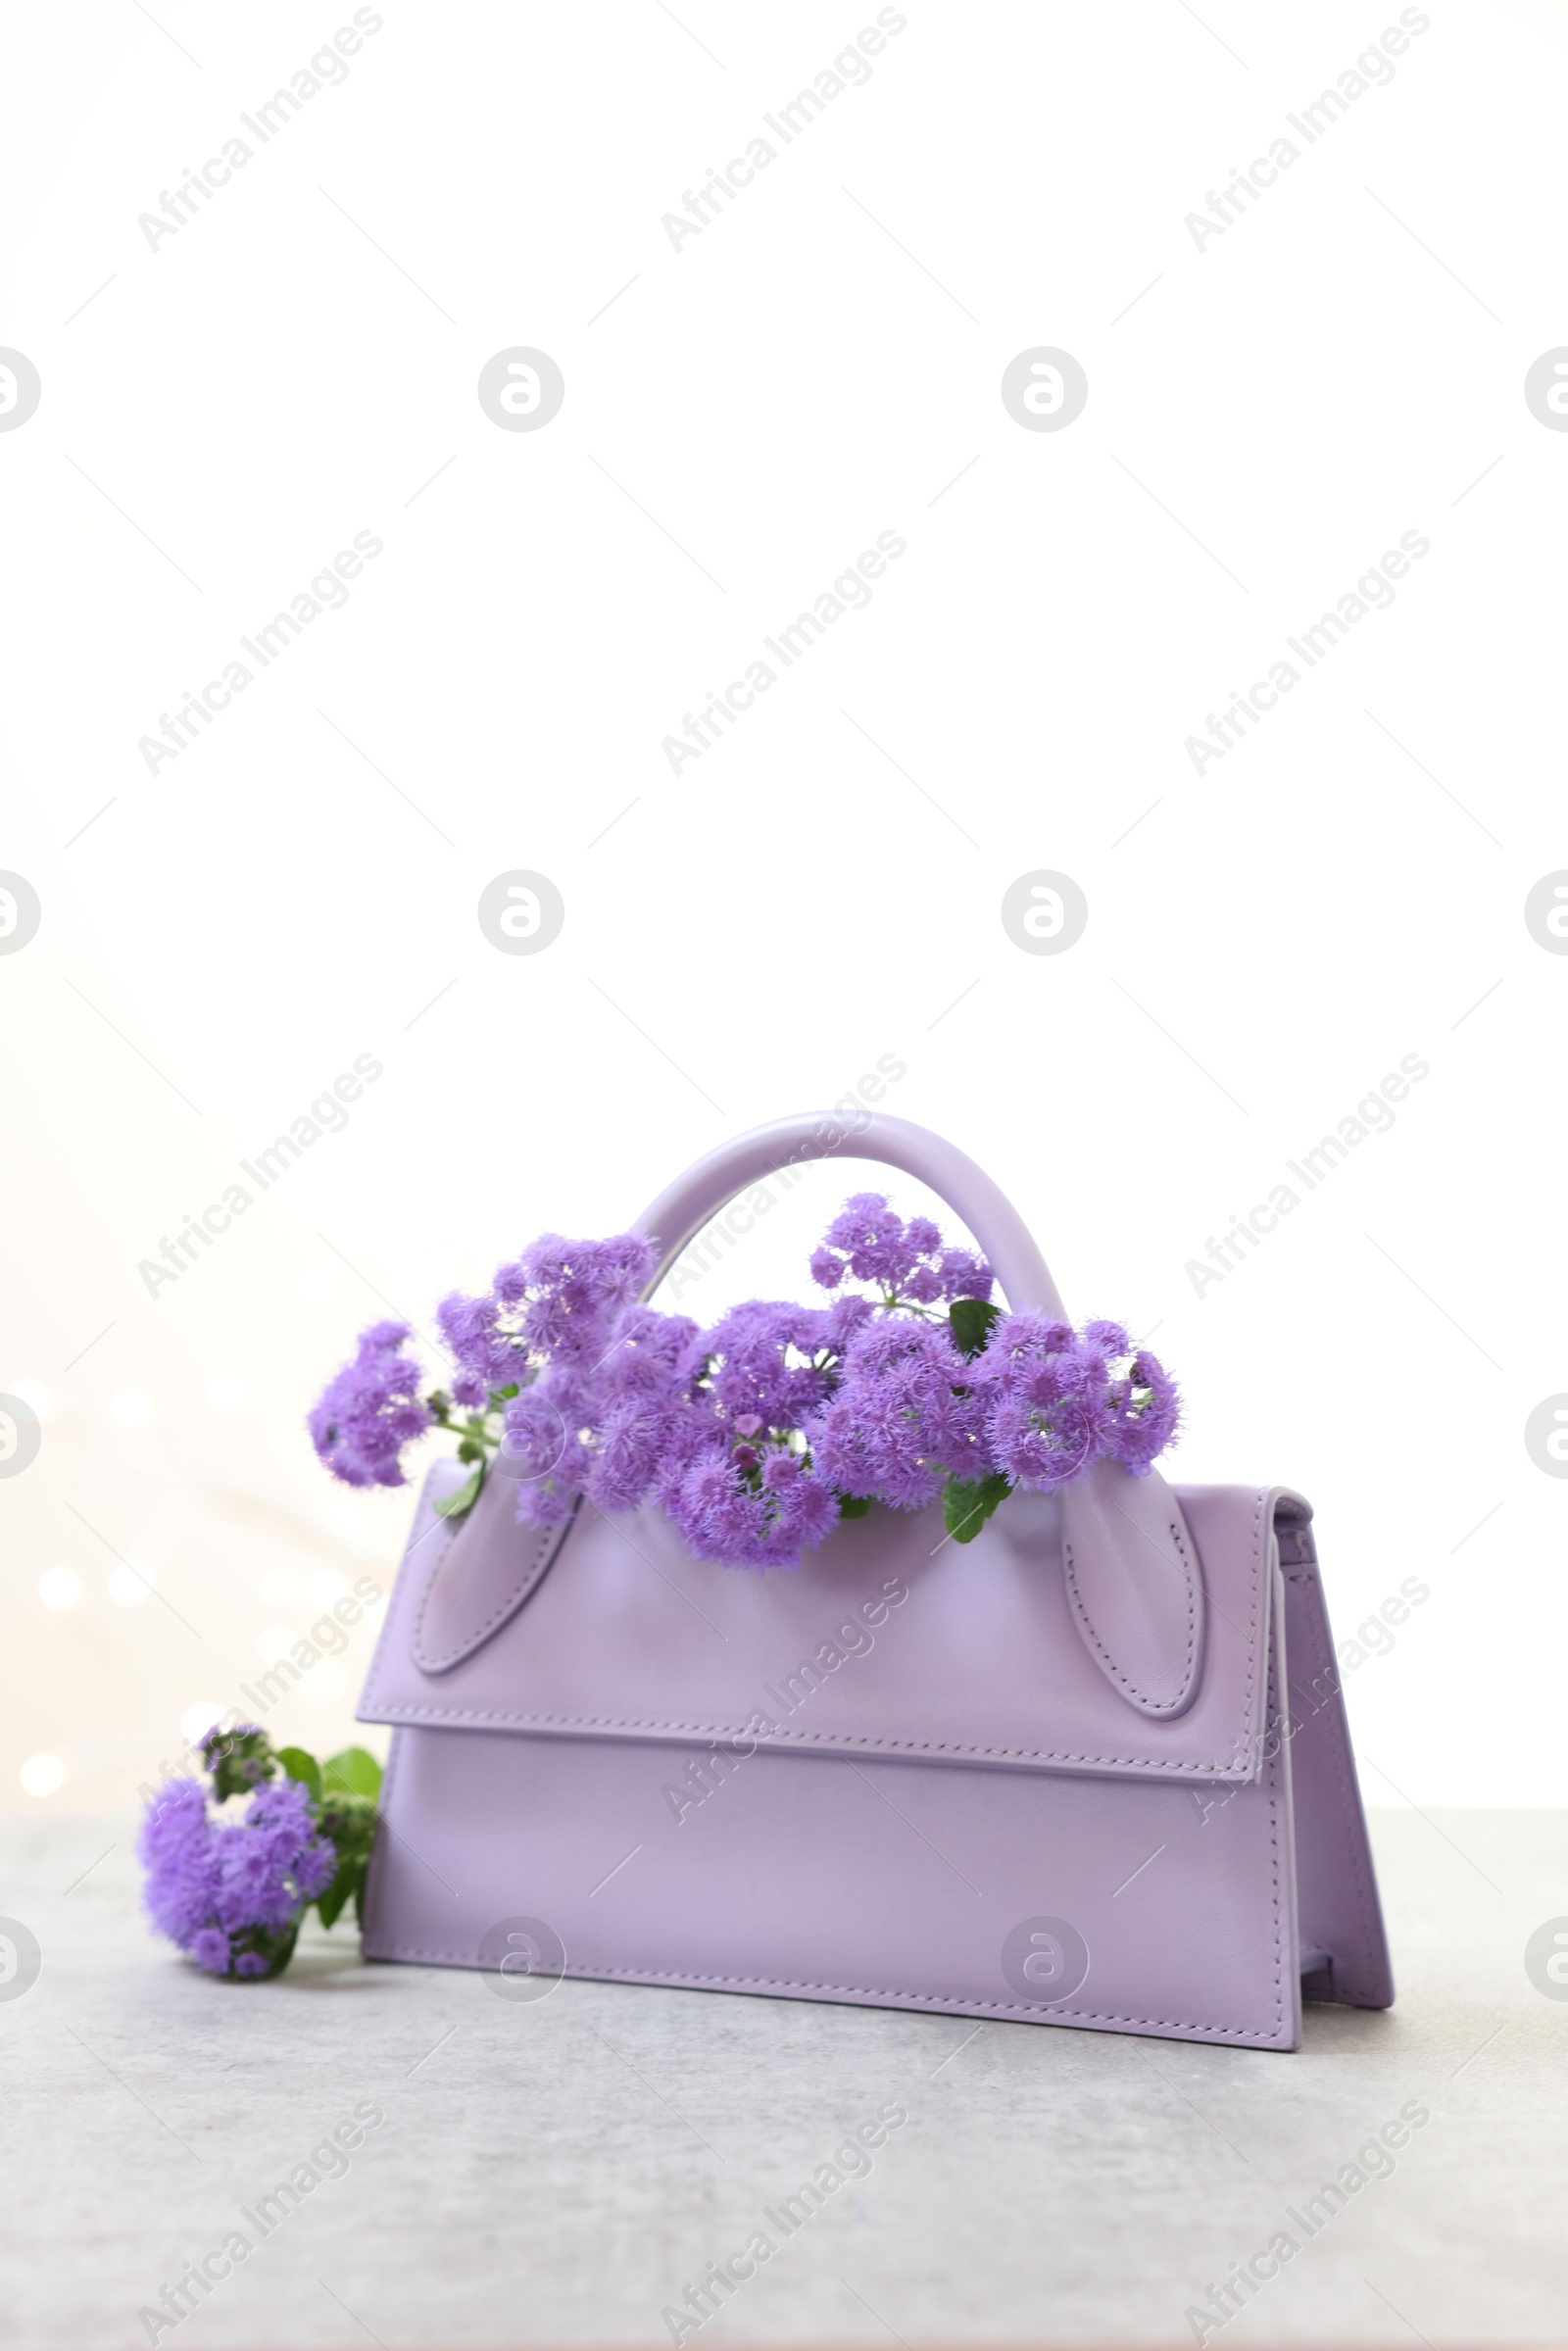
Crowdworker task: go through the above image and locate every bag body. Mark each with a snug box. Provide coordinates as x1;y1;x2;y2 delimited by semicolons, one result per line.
356;1114;1393;2049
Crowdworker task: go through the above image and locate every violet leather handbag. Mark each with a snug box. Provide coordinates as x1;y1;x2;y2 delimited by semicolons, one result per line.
356;1112;1394;2048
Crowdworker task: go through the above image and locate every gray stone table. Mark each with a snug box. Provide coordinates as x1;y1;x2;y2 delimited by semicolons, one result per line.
2;1810;1565;2349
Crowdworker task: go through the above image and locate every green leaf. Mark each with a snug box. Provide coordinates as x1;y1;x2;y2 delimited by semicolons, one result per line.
948;1298;1002;1360
322;1745;382;1800
434;1462;484;1518
315;1774;377;1932
942;1472;1011;1544
316;1850;369;1932
837;1493;872;1519
275;1745;322;1806
316;1861;356;1931
354;1870;368;1931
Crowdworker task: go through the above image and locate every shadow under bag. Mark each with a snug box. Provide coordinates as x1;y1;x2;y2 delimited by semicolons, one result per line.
356;1112;1394;2049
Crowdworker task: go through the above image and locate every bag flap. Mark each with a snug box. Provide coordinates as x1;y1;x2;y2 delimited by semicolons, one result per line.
359;1462;1292;1786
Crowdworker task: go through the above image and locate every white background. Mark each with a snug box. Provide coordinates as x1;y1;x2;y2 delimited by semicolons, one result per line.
2;0;1565;1811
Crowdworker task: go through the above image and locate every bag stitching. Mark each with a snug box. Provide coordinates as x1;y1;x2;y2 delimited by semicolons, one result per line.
358;1723;404;1933
361;1702;1256;1774
357;1944;1290;2041
1061;1516;1200;1713
368;1489;1270;1775
1243;1488;1264;1762
413;1509;563;1674
1261;1614;1287;2037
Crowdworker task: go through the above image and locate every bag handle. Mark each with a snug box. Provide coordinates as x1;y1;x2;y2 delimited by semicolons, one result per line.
636;1111;1066;1313
638;1108;1204;1722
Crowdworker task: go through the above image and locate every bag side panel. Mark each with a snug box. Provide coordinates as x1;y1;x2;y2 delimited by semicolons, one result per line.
1277;1536;1396;2009
363;1637;1300;2051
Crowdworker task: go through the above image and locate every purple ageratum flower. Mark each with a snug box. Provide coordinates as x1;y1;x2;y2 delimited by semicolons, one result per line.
435;1233;653;1401
971;1313;1179;1491
809;1316;983;1508
504;1366;655;1531
502;1370;593;1527
900;1263;944;1306
972;1313;1113;1492
419;1236;657;1527
937;1249;994;1303
434;1287;521;1399
212;1780;336;1928
819;1193;906;1285
756;1449;838;1555
662;1439;837;1569
808;1244;843;1290
490;1257;531;1306
810;1193;994;1305
439;1231;660;1431
137;1776;219;1947
975;1310;1075;1369
1104;1349;1181;1474
662;1445;752;1557
595;1303;703;1403
818;1291;877;1354
984;1388;1105;1492
308;1320;431;1489
696;1298;838;1435
512;1232;656;1367
585;1396;673;1514
190;1926;230;1973
137;1773;336;1979
575;1313;696;1515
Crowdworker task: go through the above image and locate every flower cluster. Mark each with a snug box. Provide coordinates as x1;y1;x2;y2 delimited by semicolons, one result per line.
137;1766;335;1980
137;1729;383;1981
438;1234;658;1523
809;1190;994;1310
306;1319;430;1489
812;1313;982;1509
645;1295;860;1568
309;1195;1180;1568
976;1313;1180;1489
